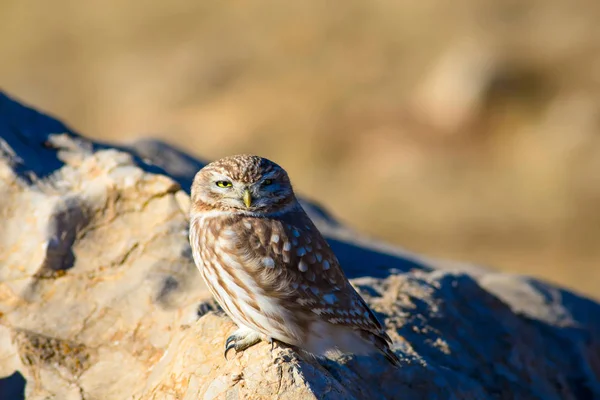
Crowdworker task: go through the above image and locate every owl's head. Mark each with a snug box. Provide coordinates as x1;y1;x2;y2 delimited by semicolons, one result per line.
191;154;296;214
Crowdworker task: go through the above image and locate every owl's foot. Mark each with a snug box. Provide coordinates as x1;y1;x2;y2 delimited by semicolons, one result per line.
224;328;261;359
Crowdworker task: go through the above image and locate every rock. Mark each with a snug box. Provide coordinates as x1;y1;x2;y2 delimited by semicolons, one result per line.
0;91;598;399
0;92;209;400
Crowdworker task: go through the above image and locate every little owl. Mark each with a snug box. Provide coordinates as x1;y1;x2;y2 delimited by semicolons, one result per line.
189;154;400;366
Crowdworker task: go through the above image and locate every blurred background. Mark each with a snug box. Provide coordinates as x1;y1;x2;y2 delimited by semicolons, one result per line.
1;0;599;299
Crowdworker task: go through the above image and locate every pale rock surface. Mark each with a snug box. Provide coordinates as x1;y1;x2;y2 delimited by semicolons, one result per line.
0;92;598;399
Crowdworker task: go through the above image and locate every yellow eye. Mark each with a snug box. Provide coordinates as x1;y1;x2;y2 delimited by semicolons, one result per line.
216;181;232;188
263;179;273;186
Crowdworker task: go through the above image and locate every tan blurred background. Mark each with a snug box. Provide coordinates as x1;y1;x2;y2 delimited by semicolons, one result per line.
1;0;599;299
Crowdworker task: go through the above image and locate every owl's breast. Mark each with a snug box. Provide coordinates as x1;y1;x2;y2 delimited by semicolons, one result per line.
189;215;220;271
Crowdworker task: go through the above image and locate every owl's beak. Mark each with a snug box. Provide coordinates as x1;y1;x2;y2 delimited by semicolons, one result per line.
242;189;252;208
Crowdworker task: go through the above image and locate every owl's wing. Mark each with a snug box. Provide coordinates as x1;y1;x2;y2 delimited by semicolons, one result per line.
231;210;392;345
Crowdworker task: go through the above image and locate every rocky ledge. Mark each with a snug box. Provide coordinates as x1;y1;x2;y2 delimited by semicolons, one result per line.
0;92;598;400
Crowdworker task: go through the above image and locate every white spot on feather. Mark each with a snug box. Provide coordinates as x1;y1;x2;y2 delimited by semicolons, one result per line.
243;221;252;229
262;257;275;268
322;260;330;270
283;242;291;251
298;260;308;272
271;234;280;243
218;236;236;249
222;229;237;238
297;247;306;256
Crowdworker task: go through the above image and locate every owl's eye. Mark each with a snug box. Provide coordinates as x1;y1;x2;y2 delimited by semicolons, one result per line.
263;179;273;186
216;180;233;188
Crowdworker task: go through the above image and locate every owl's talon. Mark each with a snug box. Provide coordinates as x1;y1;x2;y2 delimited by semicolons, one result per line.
268;337;275;352
225;335;236;349
224;328;262;360
224;338;237;360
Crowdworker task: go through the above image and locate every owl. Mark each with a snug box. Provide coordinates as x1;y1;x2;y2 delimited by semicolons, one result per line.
189;154;400;367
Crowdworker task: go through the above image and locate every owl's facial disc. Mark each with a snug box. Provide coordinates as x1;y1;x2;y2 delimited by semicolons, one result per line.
208;172;290;211
191;155;295;214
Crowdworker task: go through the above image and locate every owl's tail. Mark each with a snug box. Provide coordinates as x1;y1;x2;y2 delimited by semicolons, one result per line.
361;331;401;367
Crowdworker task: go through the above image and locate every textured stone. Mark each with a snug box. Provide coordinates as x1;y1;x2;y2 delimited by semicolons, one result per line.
0;91;599;399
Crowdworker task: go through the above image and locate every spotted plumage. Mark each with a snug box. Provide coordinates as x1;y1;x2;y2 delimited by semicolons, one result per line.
189;154;400;366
